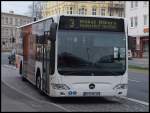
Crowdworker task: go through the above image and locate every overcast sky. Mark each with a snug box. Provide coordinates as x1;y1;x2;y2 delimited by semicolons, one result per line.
1;1;33;16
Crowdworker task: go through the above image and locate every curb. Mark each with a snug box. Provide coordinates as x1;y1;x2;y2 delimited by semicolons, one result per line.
1;80;70;112
128;65;149;70
3;64;17;70
1;68;70;112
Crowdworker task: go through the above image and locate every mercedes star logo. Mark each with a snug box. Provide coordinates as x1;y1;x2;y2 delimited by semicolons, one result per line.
89;83;95;89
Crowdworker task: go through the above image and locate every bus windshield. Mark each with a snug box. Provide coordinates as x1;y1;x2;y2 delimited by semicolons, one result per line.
57;30;126;76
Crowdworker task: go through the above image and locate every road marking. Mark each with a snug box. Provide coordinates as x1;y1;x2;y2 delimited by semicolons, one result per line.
2;64;16;70
128;79;141;83
2;52;10;55
121;97;149;106
127;97;149;106
47;102;71;112
2;65;70;111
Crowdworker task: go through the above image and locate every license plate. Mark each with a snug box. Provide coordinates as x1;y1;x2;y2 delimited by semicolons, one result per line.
83;92;100;96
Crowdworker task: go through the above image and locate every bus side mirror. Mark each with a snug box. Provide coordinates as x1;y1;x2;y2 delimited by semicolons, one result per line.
49;23;57;42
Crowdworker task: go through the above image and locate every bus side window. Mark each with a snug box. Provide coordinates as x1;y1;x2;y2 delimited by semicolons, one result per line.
45;18;55;75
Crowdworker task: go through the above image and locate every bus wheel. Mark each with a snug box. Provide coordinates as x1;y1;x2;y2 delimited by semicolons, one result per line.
36;75;41;90
22;75;26;81
19;62;22;75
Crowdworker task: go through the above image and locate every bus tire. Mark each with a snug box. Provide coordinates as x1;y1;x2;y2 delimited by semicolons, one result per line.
22;76;26;81
19;62;22;75
36;69;41;91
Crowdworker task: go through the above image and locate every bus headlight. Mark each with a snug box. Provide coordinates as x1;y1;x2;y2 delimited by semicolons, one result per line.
51;84;70;90
113;84;128;90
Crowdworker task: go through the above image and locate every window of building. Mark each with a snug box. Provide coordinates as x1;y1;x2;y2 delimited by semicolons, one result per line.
79;8;85;15
144;15;148;26
85;9;87;15
2;29;4;36
13;29;16;36
101;8;105;16
20;19;22;25
62;8;64;14
70;7;73;14
26;20;28;24
6;29;9;36
24;20;26;24
10;29;13;36
66;7;72;14
2;16;4;23
79;9;81;15
130;17;134;27
135;1;138;7
10;18;13;25
6;17;8;24
92;8;97;15
109;10;113;16
15;18;18;26
134;16;138;27
118;10;122;17
131;1;134;8
2;41;5;45
143;42;148;53
67;7;69;14
59;8;62;14
144;1;148;6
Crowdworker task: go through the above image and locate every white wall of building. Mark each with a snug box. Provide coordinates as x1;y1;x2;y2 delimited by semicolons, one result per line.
1;12;32;50
125;1;149;37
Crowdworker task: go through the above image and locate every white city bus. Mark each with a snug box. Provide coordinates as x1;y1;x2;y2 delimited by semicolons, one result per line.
16;15;128;97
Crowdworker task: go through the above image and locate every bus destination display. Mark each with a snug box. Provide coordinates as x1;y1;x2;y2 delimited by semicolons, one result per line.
59;16;125;32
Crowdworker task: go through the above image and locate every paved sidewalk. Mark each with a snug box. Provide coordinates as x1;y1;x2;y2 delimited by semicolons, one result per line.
128;58;149;68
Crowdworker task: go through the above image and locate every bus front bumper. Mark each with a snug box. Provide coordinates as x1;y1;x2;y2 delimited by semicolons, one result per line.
49;89;127;97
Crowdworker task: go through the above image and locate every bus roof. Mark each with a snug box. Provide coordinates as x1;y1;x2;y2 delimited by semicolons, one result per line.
17;14;125;29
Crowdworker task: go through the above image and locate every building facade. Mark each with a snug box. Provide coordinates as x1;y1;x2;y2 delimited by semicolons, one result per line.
41;1;125;18
126;1;149;58
1;11;32;51
32;1;43;20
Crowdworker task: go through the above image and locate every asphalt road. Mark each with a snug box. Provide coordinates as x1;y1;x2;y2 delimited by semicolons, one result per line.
128;58;149;68
128;71;149;102
1;52;149;111
1;81;66;112
1;66;148;112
